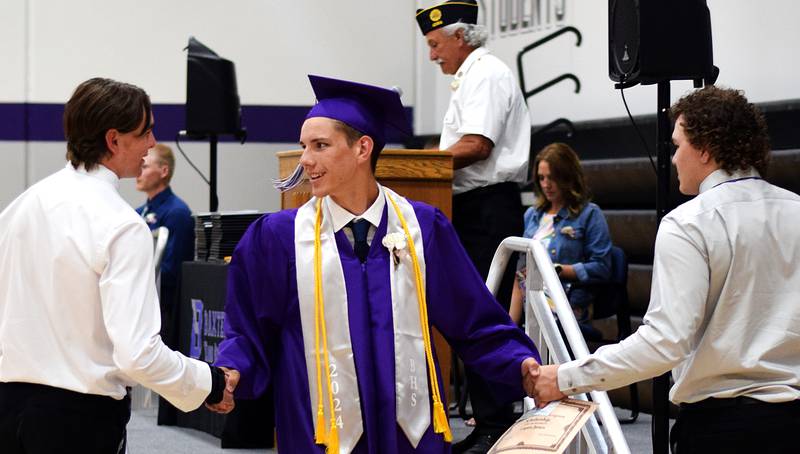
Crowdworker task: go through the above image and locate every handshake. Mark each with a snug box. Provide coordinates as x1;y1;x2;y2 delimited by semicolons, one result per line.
206;367;240;414
521;358;567;407
206;359;567;413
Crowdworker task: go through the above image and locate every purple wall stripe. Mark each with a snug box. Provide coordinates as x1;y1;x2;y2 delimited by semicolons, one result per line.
0;103;414;144
0;104;29;141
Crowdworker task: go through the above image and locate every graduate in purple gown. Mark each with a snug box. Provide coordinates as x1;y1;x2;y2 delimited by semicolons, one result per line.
209;75;540;454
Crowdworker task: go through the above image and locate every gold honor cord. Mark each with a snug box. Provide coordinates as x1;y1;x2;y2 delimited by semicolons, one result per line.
386;194;452;442
314;198;339;453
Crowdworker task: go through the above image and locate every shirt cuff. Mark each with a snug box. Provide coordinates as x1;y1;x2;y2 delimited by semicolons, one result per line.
572;262;589;282
205;365;226;405
557;359;597;396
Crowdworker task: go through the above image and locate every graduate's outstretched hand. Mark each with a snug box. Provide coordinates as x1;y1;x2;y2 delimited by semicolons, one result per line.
206;367;240;414
531;364;566;408
521;357;540;397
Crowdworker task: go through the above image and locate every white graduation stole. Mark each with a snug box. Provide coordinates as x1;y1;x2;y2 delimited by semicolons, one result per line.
295;186;433;453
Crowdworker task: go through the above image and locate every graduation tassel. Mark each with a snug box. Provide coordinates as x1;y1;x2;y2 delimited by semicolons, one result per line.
433;401;453;441
271;163;305;192
314;405;327;444
326;420;340;454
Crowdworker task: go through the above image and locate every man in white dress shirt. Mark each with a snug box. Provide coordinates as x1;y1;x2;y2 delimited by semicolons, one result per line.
416;2;531;451
0;78;231;454
532;86;800;453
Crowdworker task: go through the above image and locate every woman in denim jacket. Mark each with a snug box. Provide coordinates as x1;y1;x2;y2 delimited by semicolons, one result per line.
510;143;612;335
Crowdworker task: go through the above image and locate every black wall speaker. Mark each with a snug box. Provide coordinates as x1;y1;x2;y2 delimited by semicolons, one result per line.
185;37;242;136
609;0;716;87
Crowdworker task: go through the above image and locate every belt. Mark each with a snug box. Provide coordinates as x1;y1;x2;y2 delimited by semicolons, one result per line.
453;182;520;200
0;381;129;412
681;396;798;411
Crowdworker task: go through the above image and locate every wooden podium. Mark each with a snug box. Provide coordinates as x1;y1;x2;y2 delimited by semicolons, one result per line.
277;148;454;402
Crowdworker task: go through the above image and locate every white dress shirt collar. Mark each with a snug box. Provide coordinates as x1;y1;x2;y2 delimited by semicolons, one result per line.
70;162;121;190
325;183;385;232
699;167;761;194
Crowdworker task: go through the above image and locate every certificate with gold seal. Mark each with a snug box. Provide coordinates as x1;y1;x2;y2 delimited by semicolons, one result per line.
488;399;598;453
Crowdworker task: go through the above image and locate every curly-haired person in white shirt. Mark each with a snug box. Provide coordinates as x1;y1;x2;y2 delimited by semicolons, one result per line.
532;85;800;454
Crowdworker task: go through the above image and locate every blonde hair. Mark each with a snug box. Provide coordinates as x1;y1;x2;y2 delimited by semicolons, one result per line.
150;143;176;183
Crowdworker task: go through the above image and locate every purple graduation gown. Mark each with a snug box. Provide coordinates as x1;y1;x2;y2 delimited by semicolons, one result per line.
216;200;539;453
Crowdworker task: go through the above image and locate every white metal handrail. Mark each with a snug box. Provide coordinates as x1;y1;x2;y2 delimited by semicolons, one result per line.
486;236;631;454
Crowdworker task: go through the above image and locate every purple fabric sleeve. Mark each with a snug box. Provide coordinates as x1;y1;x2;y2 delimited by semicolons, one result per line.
215;213;290;399
418;203;540;404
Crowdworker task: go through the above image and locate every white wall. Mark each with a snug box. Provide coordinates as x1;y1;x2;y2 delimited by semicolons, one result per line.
0;1;26;102
23;0;417;103
3;0;800;212
1;0;419;213
416;0;800;132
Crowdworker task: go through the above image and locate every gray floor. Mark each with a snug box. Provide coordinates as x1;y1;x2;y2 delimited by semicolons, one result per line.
127;405;668;453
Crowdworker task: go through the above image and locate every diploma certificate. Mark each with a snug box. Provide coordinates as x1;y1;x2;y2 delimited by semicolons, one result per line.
488;399;598;453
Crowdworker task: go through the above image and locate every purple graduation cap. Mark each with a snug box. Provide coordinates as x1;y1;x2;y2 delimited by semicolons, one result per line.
305;74;412;154
272;75;412;192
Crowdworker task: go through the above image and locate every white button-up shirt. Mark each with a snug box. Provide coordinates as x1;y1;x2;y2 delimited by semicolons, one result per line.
439;47;531;195
559;168;800;404
0;163;211;412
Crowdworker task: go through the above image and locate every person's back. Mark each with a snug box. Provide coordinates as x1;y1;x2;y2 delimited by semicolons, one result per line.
661;172;800;402
0;164;158;398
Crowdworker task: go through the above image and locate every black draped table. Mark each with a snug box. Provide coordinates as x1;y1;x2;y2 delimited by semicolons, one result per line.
161;261;274;448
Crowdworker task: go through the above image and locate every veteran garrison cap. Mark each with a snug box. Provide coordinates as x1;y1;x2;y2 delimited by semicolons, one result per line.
305;75;411;154
416;0;479;36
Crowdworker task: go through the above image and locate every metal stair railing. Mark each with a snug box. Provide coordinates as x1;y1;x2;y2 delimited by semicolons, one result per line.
516;26;582;102
485;236;632;454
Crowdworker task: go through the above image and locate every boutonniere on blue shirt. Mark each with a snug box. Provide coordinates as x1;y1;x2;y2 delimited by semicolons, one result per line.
560;226;576;239
145;212;158;225
382;232;408;266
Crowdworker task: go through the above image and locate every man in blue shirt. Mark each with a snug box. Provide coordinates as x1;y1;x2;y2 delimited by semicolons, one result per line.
136;143;195;348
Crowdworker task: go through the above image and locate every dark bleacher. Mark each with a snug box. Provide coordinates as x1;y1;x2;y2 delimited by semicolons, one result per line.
587;148;800;322
532;98;800;161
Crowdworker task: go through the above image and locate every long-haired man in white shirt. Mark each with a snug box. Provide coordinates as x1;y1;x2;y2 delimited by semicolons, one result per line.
532;86;800;453
0;78;231;454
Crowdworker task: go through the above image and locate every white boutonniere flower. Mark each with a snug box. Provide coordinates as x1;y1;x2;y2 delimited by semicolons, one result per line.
145;213;158;224
382;232;408;266
560;226;576;239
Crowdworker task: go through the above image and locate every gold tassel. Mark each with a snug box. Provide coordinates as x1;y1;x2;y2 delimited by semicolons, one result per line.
432;401;453;442
387;193;455;444
326;422;340;454
314;407;327;444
